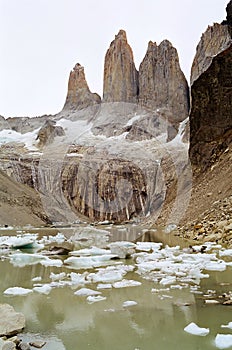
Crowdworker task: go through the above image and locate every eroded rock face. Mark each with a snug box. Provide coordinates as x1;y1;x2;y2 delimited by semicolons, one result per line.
0;304;25;337
36;120;65;148
189;14;232;169
63;63;101;110
103;30;139;103
62;156;148;223
139;40;189;125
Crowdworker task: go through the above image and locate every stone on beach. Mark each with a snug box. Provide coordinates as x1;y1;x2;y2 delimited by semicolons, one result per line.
0;304;25;336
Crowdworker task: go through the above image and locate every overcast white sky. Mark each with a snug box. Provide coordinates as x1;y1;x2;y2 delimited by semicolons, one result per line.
0;0;228;118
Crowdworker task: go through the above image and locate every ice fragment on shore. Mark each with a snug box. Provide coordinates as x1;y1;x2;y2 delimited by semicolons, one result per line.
3;287;33;296
215;334;232;349
184;322;209;336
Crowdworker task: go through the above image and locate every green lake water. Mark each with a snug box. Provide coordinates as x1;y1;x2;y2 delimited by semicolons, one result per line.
0;226;232;350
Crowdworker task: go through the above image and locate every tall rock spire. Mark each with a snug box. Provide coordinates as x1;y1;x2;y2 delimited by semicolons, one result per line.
138;40;189;124
103;30;139;103
63;63;101;111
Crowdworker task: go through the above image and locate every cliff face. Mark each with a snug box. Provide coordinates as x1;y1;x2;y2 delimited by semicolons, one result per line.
63;63;101;110
139;40;189;125
189;12;232;169
103;30;139;103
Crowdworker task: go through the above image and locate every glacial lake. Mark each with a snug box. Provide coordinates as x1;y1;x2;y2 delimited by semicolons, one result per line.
0;225;232;350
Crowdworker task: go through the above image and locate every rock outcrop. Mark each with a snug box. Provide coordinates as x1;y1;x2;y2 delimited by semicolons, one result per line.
63;63;101;110
139;40;189;125
36;120;65;148
103;30;139;103
189;4;232;169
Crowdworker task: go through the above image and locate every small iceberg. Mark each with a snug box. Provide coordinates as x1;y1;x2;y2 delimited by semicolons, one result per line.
184;322;209;336
3;287;33;296
215;334;232;349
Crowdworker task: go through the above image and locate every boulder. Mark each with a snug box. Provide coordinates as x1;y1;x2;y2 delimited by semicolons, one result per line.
103;30;139;103
0;304;25;337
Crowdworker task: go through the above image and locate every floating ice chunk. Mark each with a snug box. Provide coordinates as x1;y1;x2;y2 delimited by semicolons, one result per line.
184;322;209;336
32;276;42;282
97;283;112;290
122;301;138;307
50;272;66;281
135;242;162;252
10;253;47;267
4;235;37;249
109;242;136;258
40;258;63;267
71;247;110;256
33;284;52;295
221;322;232;329
113;279;141;288
204;261;227;272
160;276;176;286
215;334;232;349
70;272;88;285
74;288;101;296
48;233;65;244
86;295;107;304
87;270;124;283
4;287;33;296
204;299;220;304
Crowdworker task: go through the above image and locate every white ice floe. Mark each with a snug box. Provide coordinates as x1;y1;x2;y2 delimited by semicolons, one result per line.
86;295;107;304
10;253;47;267
74;288;101;297
204;299;220;304
87;270;124;284
219;249;232;258
160;276;176;286
109;241;136;258
32;276;42;282
40;258;63;267
204;261;227;272
122;301;138;307
113;279;141;288
33;284;52;295
69;272;88;285
135;242;162;252
3;287;33;296
64;255;118;269
2;235;37;249
184;322;209;336
70;247;110;256
50;272;66;281
215;334;232;349
221;322;232;329
97;283;112;290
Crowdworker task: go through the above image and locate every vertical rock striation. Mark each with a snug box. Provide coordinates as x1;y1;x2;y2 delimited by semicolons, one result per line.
63;63;101;110
103;30;139;103
189;2;232;169
139;40;189;125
